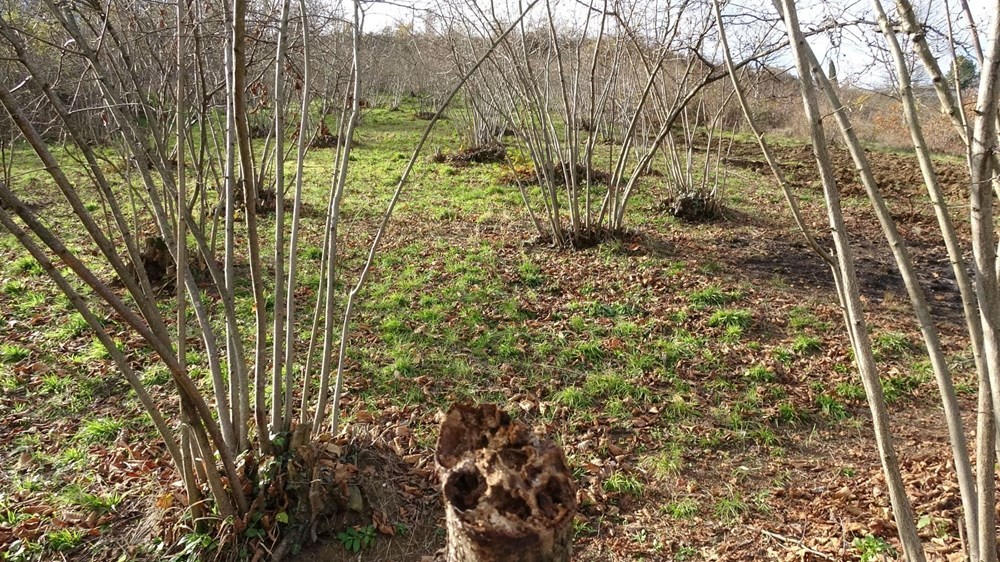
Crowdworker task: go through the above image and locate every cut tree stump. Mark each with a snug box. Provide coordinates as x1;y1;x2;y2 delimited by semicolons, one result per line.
434;403;577;562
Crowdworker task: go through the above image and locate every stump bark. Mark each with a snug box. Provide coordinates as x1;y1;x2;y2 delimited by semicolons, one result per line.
435;403;577;562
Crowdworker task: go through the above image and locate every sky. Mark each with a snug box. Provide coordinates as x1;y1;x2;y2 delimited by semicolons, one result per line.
805;0;996;87
358;0;997;88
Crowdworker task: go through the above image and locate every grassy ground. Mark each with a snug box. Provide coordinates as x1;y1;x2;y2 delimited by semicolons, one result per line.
0;102;979;561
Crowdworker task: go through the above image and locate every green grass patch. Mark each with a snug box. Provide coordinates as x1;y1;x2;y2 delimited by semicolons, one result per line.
51;313;90;341
40;373;72;394
640;443;684;479
1;279;28;296
551;387;592;408
791;335;822;354
816;394;849;420
852;535;897;562
714;490;749;523
61;485;125;514
0;344;30;364
872;332;914;358
584;372;650;401
10;256;43;275
586;301;641;318
663;393;697;421
46;528;85;552
708;309;752;330
611;321;642;339
743;365;775;383
662;497;699;519
882;373;927;404
787;306;827;331
76;417;125;444
603;472;644;497
835;382;866;401
775;401;804;425
562;341;604;365
687;285;740;308
517;257;543;287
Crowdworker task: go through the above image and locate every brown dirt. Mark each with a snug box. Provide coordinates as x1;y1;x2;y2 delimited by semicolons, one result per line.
1;135;984;562
293;138;981;561
721;142;971;324
287;428;444;562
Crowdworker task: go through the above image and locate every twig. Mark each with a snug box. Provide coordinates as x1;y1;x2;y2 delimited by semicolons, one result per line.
761;529;837;561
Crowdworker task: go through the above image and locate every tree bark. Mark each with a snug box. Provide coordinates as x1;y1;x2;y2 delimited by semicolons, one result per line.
435;403;577;562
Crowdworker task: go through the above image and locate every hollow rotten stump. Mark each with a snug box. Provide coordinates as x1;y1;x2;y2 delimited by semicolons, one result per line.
434;403;577;562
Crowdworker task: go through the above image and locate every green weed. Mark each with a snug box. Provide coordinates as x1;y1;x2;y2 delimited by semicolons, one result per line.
882;374;926;404
612;321;641;338
172;531;218;561
52;313;90;341
708;309;751;330
873;332;913;358
674;545;698;561
772;346;794;364
603;472;644;497
380;316;409;337
0;369;17;392
62;485;125;514
698;261;722;274
816;394;849;420
666;261;686;276
722;324;744;342
688;286;739;308
46;528;85;552
11;256;42;275
852;535;897;562
586;302;641;318
142;364;172;386
835;382;865;401
0;344;30;364
573;517;596;538
302;245;323;260
743;365;775;383
14;290;46;313
626;352;659;374
1;279;28;295
640;444;684;479
551;387;591;408
791;335;822;354
0;508;27;526
775;402;803;425
660;330;702;366
77;417;125;443
517;257;543;287
40;374;72;394
714;490;749;523
787;306;822;330
563;341;604;365
568;315;588;332
584;373;650;401
4;539;44;560
56;447;87;467
752;426;778;446
337;524;376;553
663;394;697;421
77;337;114;361
662;498;699;519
